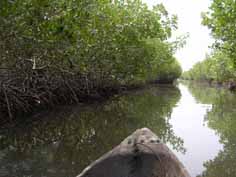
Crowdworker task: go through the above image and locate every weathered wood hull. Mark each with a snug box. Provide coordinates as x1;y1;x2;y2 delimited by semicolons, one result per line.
77;128;190;177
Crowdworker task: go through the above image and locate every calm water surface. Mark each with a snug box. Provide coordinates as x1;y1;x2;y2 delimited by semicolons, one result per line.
0;82;236;177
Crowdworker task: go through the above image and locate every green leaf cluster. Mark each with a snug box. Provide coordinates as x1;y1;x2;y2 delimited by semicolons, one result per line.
202;0;236;64
0;0;182;86
182;50;235;83
185;0;236;83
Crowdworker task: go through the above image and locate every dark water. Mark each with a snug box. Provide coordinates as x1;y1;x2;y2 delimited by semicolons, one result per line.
0;82;236;177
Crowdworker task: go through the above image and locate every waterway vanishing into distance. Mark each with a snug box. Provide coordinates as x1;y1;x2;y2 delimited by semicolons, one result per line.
1;82;236;177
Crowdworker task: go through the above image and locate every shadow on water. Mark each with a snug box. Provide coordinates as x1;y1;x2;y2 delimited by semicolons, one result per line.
0;85;184;177
183;82;236;177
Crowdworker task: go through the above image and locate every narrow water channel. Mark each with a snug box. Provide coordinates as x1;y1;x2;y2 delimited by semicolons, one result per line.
0;82;236;177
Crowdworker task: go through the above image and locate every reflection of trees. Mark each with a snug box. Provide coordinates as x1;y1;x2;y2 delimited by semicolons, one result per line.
0;85;183;177
184;82;236;177
182;81;220;105
199;145;236;177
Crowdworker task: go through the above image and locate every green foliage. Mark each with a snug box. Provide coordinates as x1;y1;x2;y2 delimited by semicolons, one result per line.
142;38;182;83
182;50;235;83
187;0;236;83
202;0;236;68
0;0;182;85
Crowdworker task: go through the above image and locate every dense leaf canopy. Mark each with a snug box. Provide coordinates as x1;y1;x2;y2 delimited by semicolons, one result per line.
182;50;235;83
183;0;236;83
0;0;182;84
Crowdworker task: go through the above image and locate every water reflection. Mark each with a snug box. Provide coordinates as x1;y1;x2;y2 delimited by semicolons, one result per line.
169;84;222;177
0;85;183;177
185;82;236;177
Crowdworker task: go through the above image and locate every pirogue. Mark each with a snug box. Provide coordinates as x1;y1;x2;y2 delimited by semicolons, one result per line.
77;128;190;177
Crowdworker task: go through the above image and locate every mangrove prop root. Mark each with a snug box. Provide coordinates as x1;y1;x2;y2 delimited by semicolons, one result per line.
0;68;116;120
